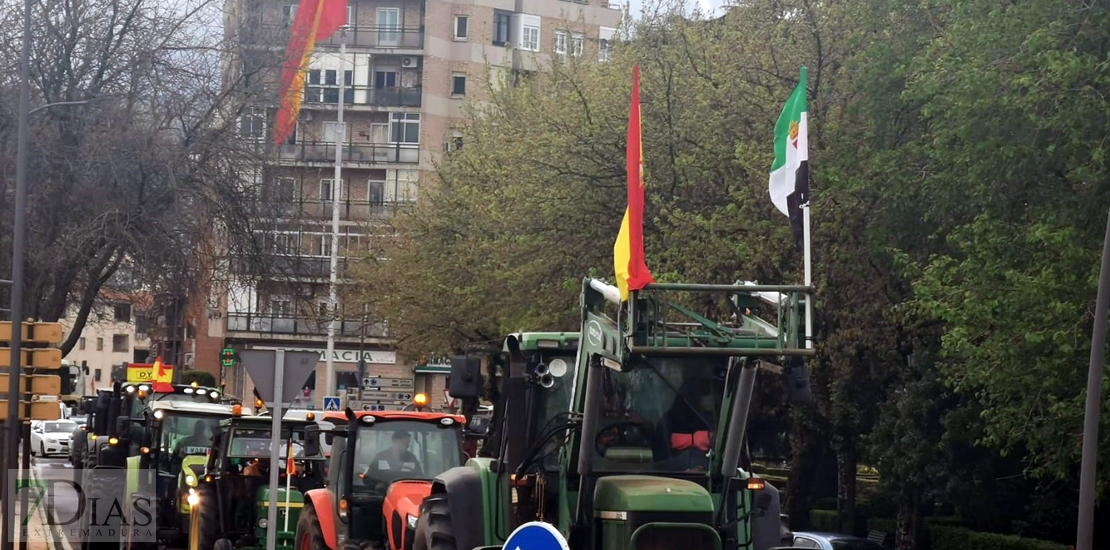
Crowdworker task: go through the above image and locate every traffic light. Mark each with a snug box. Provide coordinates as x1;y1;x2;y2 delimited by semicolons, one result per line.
220;347;235;367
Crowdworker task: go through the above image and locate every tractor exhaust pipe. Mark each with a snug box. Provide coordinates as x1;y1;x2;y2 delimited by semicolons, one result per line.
720;358;758;477
589;279;621;305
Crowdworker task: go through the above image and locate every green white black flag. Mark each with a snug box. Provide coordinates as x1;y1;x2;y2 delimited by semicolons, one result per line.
769;68;809;251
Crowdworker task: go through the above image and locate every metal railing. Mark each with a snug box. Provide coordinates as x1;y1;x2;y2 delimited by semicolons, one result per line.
277;140;419;164
239;24;425;50
229;254;349;279
303;85;422;108
226;312;388;338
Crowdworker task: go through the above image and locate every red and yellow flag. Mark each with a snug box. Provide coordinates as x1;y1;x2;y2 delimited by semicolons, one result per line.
151;356;174;392
613;65;655;301
273;0;349;146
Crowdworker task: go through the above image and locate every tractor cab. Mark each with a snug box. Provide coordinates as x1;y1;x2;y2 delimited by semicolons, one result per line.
186;413;326;550
295;407;467;550
124;400;244;546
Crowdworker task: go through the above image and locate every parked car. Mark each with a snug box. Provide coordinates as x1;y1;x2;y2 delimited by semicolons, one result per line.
30;419;78;457
788;531;887;550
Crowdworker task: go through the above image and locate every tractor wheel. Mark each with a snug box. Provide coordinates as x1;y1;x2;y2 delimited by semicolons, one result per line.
295;503;328;550
188;485;220;550
412;496;457;550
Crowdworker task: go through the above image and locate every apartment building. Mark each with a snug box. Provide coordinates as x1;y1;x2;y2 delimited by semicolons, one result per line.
214;0;622;409
60;291;153;394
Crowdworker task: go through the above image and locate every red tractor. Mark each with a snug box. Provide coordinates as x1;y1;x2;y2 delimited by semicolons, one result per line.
296;405;466;550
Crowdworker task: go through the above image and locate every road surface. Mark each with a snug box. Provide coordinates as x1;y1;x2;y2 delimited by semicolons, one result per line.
30;453;81;550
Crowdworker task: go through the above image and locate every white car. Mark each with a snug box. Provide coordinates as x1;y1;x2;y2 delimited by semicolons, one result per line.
31;420;78;457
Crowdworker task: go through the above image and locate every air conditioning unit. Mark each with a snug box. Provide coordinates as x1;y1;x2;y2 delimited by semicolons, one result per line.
400;57;419;68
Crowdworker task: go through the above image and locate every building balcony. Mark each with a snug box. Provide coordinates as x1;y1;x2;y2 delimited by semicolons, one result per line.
303;85;422;110
318;25;424;51
226;312;388;339
230;254;350;280
239;24;424;51
276;140;419;166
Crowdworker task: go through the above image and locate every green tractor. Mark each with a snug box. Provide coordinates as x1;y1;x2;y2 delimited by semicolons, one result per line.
121;398;244;548
415;278;813;550
187;413;327;550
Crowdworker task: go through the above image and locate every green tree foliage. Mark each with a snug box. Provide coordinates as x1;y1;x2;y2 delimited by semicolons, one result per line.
355;0;1110;544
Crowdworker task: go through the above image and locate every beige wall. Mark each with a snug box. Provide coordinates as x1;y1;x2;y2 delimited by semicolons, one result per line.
61;303;151;393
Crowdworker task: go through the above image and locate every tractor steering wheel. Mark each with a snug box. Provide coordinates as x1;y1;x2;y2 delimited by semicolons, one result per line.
595;420;654;457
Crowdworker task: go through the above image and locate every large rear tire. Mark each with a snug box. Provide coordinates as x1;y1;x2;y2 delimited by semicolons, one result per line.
188;484;220;550
412;496;456;550
295;503;328;550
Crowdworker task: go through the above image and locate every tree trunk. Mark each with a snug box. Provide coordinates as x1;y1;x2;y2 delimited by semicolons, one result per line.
836;439;857;535
785;412;822;531
895;488;925;550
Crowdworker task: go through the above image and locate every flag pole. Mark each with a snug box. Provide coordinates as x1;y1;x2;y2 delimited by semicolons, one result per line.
803;205;813;349
325;40;345;399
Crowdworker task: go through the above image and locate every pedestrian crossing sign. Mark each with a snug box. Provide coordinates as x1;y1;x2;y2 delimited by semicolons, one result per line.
323;396;341;411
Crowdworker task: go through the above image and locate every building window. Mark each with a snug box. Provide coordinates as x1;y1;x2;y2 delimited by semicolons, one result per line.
522;25;539;52
342;5;352;28
570;33;584;57
599;38;611;62
493;11;511;45
389;113;420;144
96;337;104;351
307;70;353;104
376;8;400;46
445;134;463;153
320;179;335;203
79;337;86;350
274;232;296;255
323;121;345;144
270;298;291;316
239;110;264;139
283;4;297;25
320;235;333;257
451;74;466;96
114;303;131;322
453;15;468;40
554;31;567;61
369;181;385;206
112;334;129;353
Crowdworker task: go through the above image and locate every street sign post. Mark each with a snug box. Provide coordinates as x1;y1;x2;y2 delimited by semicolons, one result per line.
238;349;319;550
361;376;413;390
323;396;340;411
502;521;570;550
221;347;235;367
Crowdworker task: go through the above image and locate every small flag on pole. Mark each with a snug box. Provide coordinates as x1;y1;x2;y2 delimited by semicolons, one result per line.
769;67;809;251
151;356;173;392
613;65;655;301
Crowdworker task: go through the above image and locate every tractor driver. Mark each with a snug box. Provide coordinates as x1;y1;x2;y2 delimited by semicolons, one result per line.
174;422;212;458
656;376;717;472
367;431;423;485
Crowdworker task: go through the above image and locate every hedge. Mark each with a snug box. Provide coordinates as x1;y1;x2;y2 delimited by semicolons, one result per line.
805;513;1068;550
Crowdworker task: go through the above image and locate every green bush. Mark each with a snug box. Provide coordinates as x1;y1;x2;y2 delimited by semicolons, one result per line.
810;510;840;532
930;525;1068;550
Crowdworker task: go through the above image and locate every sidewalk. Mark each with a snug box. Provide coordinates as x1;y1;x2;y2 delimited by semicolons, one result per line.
12;489;55;550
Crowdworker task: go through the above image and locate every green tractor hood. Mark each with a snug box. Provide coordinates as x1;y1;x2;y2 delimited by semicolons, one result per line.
593;476;721;550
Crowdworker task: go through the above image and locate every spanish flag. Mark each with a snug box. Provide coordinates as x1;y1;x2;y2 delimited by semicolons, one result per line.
151;356;174;393
273;0;349;146
613;65;655;301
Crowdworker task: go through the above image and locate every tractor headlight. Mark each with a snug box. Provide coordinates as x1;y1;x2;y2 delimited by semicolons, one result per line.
187;493;199;507
185;475;197;486
257;517;268;529
406;514;417;530
153;410;164;420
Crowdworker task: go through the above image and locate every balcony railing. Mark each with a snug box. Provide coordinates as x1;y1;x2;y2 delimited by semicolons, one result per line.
277;140;419;165
304;85;422;108
226;312;388;338
255;200;409;221
239;24;425;50
230;254;350;279
319;25;425;50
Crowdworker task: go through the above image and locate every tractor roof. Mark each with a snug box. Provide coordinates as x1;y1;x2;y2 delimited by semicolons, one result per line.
147;400;241;415
219;415;316;428
319;410;466;424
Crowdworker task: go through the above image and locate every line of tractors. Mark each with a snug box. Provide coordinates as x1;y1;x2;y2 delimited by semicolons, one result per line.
72;276;814;550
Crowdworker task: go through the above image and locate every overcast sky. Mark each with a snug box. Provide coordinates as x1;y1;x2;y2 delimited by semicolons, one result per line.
626;0;727;18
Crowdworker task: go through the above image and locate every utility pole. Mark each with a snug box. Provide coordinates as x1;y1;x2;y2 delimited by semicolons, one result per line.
324;40;346;399
3;0;32;545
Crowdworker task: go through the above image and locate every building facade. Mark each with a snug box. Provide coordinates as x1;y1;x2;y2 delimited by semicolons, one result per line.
60;292;153;395
214;0;622;409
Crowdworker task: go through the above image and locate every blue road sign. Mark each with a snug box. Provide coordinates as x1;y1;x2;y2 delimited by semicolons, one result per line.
323;396;341;411
502;522;569;550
